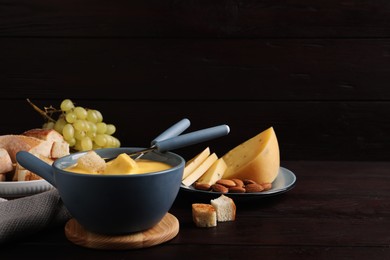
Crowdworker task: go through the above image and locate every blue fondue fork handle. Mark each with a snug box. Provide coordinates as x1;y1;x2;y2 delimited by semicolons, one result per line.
151;118;191;145
154;124;230;153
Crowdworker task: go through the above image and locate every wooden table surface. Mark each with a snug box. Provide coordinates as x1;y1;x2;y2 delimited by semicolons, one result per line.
1;160;389;259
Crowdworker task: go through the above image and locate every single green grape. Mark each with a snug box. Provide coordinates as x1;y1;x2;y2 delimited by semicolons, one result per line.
67;137;76;147
80;136;93;151
65;111;77;123
73;119;89;132
43;121;55;129
105;124;116;135
87;122;97;133
94;110;103;123
87;131;96;139
112;137;120;148
60;99;75;112
96;122;107;134
94;134;108;147
86;109;99;123
62;124;75;141
74;106;87;120
74;130;86;141
54;116;67;134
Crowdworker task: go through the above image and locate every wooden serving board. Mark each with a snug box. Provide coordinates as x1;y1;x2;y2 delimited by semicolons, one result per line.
64;213;179;250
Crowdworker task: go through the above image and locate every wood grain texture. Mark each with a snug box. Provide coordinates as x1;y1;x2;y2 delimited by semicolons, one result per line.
0;0;388;161
64;213;179;250
1;161;389;259
1;1;390;38
0;99;388;161
1;38;389;100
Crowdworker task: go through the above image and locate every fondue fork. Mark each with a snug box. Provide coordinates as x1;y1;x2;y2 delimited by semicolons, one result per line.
125;124;230;160
133;118;191;160
103;118;191;161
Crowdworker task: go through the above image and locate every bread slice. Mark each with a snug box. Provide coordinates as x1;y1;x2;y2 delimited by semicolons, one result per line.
0;148;13;174
75;151;106;173
14;167;42;181
192;203;217;228
22;128;64;143
13;154;54;181
0;129;70;182
210;195;236;222
0;135;52;162
50;140;70;159
23;128;70;159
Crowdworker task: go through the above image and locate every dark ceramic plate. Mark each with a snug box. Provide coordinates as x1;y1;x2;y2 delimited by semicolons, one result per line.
179;167;296;202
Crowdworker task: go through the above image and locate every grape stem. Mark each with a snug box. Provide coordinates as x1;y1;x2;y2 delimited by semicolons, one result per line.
27;98;56;122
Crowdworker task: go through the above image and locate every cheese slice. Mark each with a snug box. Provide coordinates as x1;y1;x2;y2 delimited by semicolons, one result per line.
182;153;218;186
182;147;210;180
196;158;227;186
222;127;280;184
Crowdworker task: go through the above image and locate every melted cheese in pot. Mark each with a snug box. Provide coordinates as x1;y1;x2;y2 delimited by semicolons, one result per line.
65;153;171;175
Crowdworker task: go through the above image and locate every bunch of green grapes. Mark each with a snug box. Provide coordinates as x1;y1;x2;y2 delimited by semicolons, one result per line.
42;99;120;151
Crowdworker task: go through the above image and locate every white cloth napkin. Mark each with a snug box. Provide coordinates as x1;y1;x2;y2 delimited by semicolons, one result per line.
0;189;71;244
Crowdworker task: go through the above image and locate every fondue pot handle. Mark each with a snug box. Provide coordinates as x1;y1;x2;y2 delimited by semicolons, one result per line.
16;151;56;187
154;124;230;153
151;118;191;145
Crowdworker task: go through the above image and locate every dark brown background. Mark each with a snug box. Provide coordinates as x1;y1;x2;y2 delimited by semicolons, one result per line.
1;1;389;161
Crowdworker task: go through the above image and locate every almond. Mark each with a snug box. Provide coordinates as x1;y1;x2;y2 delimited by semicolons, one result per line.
194;182;211;191
211;183;229;193
262;183;272;191
243;179;257;185
216;179;236;187
229;186;246;193
232;178;244;188
245;183;264;193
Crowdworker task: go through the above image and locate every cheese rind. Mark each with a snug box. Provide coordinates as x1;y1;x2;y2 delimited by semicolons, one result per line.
222;127;280;184
182;147;210;180
182;153;218;186
196;158;227;186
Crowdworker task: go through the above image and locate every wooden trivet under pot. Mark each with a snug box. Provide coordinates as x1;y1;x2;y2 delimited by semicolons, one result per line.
64;213;179;250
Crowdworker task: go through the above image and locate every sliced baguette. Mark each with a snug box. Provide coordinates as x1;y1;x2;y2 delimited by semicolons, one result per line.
210;195;236;222
22;128;64;143
50;140;70;159
13;154;54;181
0;148;13;174
192;203;217;228
23;128;70;158
74;150;106;173
0;135;52;162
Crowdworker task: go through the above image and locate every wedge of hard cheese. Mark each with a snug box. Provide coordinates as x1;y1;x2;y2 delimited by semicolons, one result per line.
196;157;227;186
182;147;210;180
222;127;280;184
182;153;218;186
